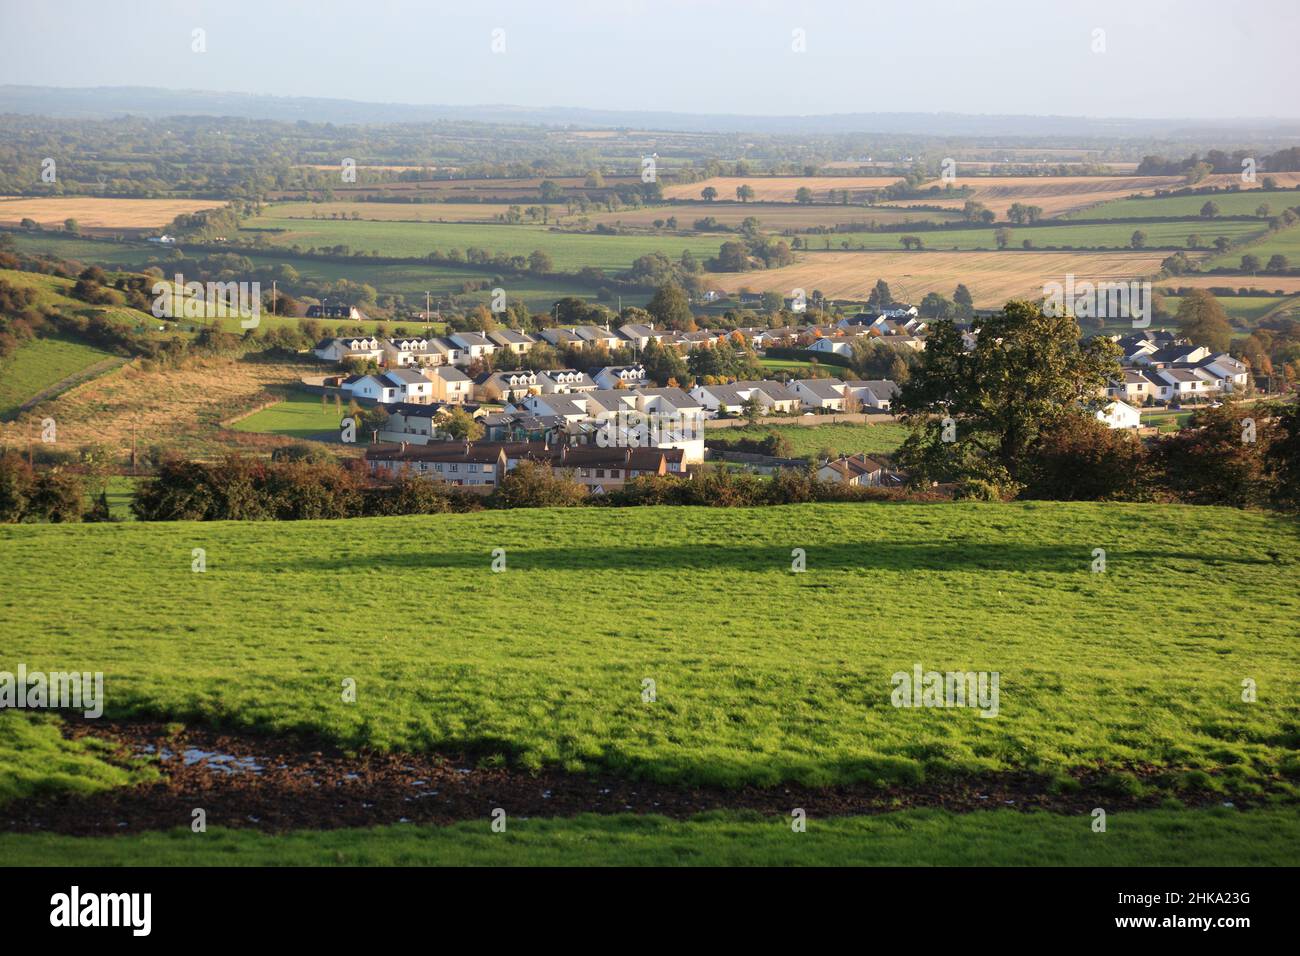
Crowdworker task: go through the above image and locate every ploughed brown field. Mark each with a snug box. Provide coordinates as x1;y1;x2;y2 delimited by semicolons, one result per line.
0;196;227;229
661;176;902;203
578;201;961;230
704;249;1178;307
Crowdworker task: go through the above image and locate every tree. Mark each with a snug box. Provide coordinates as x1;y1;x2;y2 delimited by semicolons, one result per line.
63;218;79;234
736;184;755;203
1267;254;1289;272
741;393;763;424
1021;415;1149;500
867;279;893;310
794;186;814;204
894;301;1121;490
436;406;484;441
1130;229;1147;249
1213;236;1232;254
1187;233;1203;249
760;290;785;313
1176;289;1232;353
1265;401;1300;509
1200;200;1220;218
1241;254;1262;274
953;284;974;319
527;249;554;274
994;227;1012;250
1151;403;1272;507
701;186;718;202
646;281;696;331
919;292;952;319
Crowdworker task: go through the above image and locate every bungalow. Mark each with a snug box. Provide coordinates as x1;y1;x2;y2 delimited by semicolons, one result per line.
592;365;649;389
341;373;400;404
1151;367;1212;403
617;323;662;350
1107;368;1162;405
573;326;623;350
1195;353;1249;393
378;402;460;444
843;379;899;411
307;302;367;320
425;365;474;404
486;329;537;356
790;378;847;411
816;453;885;487
1096;399;1141;430
689;381;799;417
807;337;854;358
448;331;497;364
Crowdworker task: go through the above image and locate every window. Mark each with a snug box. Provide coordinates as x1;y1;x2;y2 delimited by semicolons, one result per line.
595;469;604;478
469;463;478;473
449;464;459;473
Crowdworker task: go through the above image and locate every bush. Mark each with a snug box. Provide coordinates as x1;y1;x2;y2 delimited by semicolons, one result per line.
1021;414;1150;501
0;453;84;522
490;461;588;508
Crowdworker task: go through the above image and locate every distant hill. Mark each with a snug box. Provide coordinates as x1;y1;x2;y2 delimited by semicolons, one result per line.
4;85;1300;139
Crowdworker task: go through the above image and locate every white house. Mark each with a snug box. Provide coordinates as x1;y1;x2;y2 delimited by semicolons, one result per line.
790;378;846;411
592;365;649;389
448;332;497;364
816;453;885;486
807;338;854;358
313;336;384;364
1096;400;1141;430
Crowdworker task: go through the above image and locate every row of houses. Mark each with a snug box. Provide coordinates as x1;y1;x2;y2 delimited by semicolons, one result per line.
364;439;687;494
1105;332;1249;406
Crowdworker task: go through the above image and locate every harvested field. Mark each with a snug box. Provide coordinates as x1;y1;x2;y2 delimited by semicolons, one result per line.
269;175;640;202
881;175;1189;219
0;196;227;229
582;201;960;230
1158;275;1300;294
704;249;1175;306
661;176;902;203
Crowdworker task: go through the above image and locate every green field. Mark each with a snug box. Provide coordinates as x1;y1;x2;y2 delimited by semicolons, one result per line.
0;335;118;418
1;806;1292;867
241;216;724;272
1068;189;1300;220
1206;222;1300;268
713;421;908;457
3;233;617;313
2;502;1295;791
1161;295;1292;329
812;220;1266;252
231;393;347;440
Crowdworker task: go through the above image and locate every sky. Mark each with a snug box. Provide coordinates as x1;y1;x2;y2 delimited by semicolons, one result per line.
1;0;1297;119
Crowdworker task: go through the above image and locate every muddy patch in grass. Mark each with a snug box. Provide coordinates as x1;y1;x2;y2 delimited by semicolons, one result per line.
0;720;1269;835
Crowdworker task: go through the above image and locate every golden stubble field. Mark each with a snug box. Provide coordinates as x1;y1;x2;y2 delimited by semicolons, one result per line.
0;197;228;228
704;249;1180;307
661;176;902;203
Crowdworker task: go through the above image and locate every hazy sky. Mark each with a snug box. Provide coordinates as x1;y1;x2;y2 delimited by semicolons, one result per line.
1;0;1296;118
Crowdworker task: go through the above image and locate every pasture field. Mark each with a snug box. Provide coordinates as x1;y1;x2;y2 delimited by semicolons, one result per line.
1159;274;1300;295
883;175;1188;219
231;393;347;441
1206;223;1300;268
0;196;227;229
661;176;902;203
803;220;1265;251
1;807;1293;867
0;502;1295;792
1068;188;1300;220
711;421;908;457
705;250;1173;306
0;335;119;418
1160;295;1292;329
273;175;641;202
242;215;722;272
579;201;962;230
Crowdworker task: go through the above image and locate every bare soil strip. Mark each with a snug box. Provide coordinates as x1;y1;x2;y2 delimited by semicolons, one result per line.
1;721;1261;836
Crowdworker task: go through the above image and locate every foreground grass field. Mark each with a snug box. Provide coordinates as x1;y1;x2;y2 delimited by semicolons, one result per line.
1;807;1291;867
1;503;1296;793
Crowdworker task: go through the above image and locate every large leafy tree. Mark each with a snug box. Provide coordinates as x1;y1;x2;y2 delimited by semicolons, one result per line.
895;300;1121;490
1176;289;1232;353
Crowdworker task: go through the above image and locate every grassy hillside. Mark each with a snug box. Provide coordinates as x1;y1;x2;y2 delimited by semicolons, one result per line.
0;335;119;418
1068;189;1300;220
1;502;1295;792
810;220;1265;251
712;421;908;457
